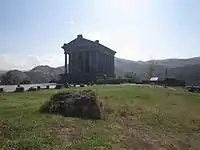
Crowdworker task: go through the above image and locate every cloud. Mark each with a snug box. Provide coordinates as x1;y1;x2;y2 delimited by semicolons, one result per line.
68;20;75;25
0;53;64;70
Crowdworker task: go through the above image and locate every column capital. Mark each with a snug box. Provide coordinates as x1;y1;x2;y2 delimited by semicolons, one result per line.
64;51;68;55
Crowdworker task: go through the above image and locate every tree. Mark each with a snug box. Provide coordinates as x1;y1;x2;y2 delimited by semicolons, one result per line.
143;60;158;80
124;72;139;81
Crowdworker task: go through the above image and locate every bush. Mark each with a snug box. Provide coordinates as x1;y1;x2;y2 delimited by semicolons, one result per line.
95;78;138;85
39;90;104;120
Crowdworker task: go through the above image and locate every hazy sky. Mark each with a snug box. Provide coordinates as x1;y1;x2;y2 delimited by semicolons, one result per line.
0;0;199;70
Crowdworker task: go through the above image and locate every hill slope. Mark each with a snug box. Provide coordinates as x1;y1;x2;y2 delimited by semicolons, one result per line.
1;57;200;85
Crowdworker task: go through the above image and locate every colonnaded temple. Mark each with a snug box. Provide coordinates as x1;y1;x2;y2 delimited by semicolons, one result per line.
61;34;116;83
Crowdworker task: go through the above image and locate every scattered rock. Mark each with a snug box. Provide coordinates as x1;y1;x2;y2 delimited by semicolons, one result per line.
39;90;104;120
55;84;62;89
37;86;41;90
15;86;24;92
0;88;3;93
80;84;85;87
28;87;37;92
188;87;196;92
64;83;69;88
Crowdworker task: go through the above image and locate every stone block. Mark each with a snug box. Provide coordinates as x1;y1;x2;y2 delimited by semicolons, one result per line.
15;87;24;92
55;84;62;89
0;88;3;93
80;84;85;87
28;87;37;92
37;86;41;90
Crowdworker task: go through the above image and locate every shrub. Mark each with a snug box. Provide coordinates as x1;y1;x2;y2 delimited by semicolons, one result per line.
39;90;104;120
95;78;138;84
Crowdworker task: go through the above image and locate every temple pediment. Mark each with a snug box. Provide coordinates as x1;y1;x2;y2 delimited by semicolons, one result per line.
62;34;116;55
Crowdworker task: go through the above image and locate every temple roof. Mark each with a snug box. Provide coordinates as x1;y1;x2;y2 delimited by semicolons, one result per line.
62;34;116;54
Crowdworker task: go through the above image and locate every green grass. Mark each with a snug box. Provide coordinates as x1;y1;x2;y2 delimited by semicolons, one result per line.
0;85;200;149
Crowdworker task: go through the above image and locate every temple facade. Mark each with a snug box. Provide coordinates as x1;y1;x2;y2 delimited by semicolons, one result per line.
61;34;116;83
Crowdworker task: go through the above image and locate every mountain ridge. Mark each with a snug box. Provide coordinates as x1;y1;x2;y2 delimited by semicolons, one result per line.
1;56;200;85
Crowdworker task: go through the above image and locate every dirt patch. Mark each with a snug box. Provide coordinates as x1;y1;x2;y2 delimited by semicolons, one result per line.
50;127;83;140
114;117;197;150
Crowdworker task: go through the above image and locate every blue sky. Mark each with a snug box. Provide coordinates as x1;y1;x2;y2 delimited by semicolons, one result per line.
0;0;199;70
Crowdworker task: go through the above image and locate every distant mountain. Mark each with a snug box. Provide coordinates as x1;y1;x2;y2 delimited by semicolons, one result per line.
0;71;7;75
115;57;200;85
146;57;200;68
0;70;30;85
115;56;200;75
167;64;200;85
0;66;64;85
26;65;65;83
1;56;200;85
115;58;164;77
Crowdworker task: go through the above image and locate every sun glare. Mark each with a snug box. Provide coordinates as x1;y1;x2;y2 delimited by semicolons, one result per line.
112;0;131;8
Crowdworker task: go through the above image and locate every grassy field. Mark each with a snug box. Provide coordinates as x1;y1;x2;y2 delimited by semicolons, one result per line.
0;85;200;150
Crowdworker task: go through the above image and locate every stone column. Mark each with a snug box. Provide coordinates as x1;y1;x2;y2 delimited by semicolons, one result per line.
73;52;76;74
68;53;71;74
103;54;106;73
102;53;104;73
75;52;80;73
99;53;102;73
95;52;99;73
112;55;115;75
89;52;92;73
64;51;68;74
105;54;108;74
82;52;86;73
71;52;74;74
110;55;112;74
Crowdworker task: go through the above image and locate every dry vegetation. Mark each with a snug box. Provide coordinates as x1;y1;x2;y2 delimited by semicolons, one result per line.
0;85;200;149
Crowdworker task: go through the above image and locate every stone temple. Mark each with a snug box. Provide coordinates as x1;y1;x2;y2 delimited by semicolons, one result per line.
61;34;116;84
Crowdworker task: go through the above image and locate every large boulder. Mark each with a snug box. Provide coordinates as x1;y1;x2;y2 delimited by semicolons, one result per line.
39;90;104;120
